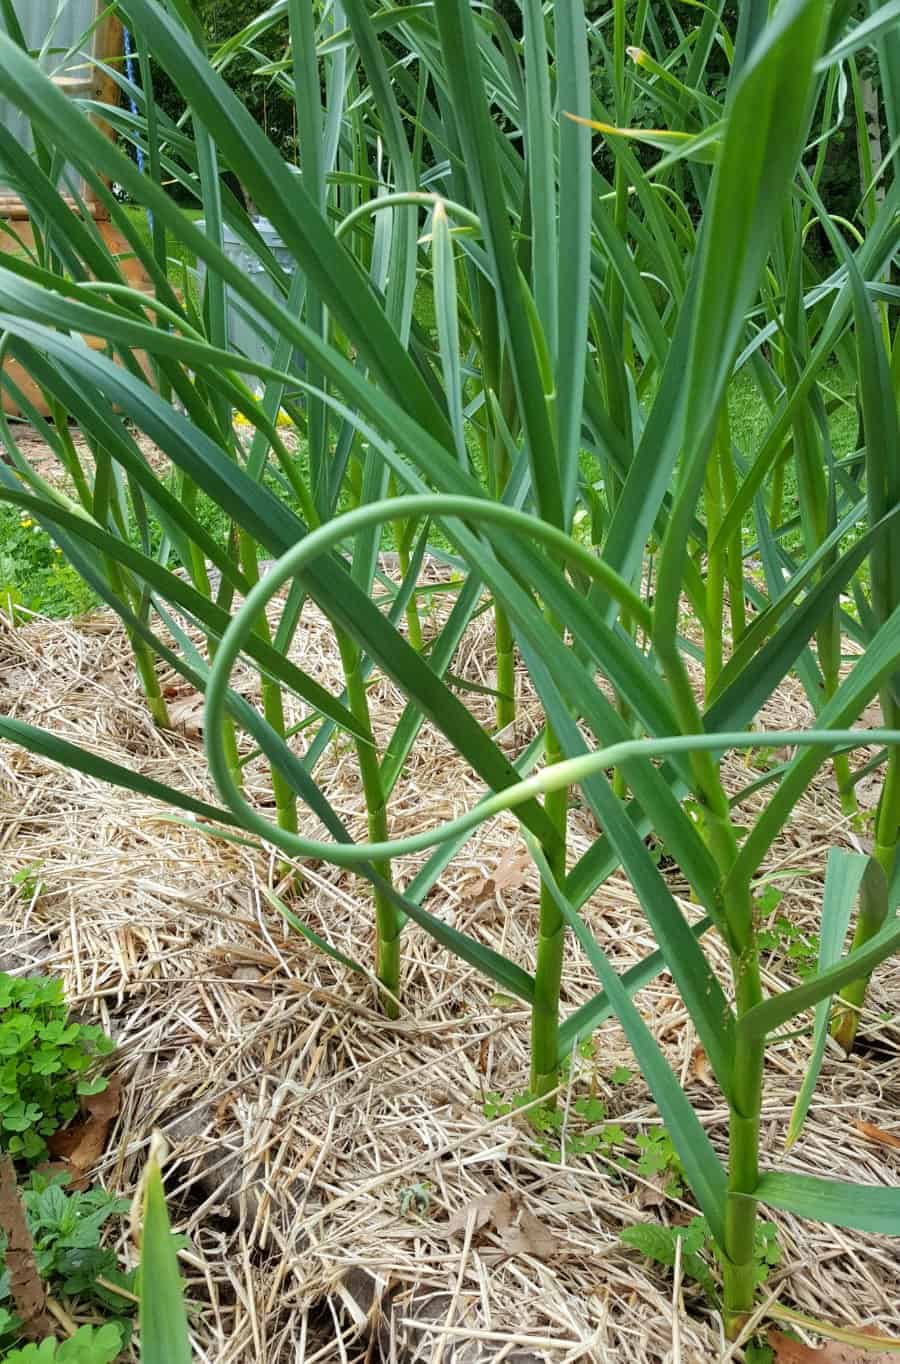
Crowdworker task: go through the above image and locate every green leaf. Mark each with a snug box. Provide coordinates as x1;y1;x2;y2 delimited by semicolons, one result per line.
817;2;900;69
432;0;561;526
738;903;899;1042
553;0;592;521
557;918;713;1062
620;1221;683;1265
90;2;449;446
1;1324;123;1363
786;851;870;1147
0;715;243;829
0;480;368;745
262;888;367;976
753;1171;900;1236
526;839;728;1249
76;1077;109;1098
431;201;467;467
729;605;900;887
139;1159;191;1364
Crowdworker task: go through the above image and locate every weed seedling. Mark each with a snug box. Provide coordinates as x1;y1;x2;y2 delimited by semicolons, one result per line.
9;864;46;904
0;975;114;1162
620;1216;781;1304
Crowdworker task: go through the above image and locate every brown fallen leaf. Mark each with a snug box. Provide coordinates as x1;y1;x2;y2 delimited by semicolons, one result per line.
167;693;205;741
0;1155;55;1339
690;1044;713;1086
466;846;532;903
446;1193;560;1260
47;1075;121;1189
446;1191;514;1237
768;1329;896;1362
636;1179;668;1210
853;1120;900;1152
497;1208;561;1259
161;680;194;700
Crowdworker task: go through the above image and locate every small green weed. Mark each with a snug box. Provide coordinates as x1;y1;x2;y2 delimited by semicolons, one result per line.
743;1345;775;1364
9;865;46;904
634;1129;685;1197
0;975;114;1162
482;1074;680;1181
757;911;819;979
20;1172;134;1313
620;1218;719;1300
0;1322;124;1363
753;876;820;979
399;1181;432;1217
0;1172;134;1358
620;1216;781;1301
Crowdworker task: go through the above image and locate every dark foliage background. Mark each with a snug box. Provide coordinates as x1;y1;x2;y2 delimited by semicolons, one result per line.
148;0;295;162
133;1;871;236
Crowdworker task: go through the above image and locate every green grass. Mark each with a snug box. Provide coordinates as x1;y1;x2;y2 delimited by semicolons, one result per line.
120;203;202;285
0;505;97;619
0;469;289;620
728;365;859;552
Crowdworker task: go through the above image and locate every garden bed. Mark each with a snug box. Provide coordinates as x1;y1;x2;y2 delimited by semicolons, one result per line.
1;595;898;1364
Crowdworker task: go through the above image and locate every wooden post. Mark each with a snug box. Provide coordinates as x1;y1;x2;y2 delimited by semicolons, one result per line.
0;0;123;220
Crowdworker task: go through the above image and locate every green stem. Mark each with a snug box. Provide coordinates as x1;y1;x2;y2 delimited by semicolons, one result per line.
396;527;424;653
832;728;898;1052
530;722;568;1102
769;453;787;531
338;633;400;1016
718;414;746;643
704;440;725;700
52;402;92;509
100;554;171;730
489;362;517;732
819;616;860;820
239;534;297;837
655;511;773;1324
131;633;170;729
172;473;244;789
612;617;634;800
494;603;516;732
673;702;763;1334
721;878;765;1337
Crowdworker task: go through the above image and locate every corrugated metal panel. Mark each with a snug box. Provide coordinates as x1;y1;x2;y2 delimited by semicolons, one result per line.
0;0;122;217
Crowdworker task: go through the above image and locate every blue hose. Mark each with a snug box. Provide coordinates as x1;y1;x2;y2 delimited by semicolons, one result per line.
122;26;145;175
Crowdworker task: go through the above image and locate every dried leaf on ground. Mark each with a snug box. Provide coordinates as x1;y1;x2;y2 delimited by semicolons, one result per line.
446;1194;560;1260
465;846;532;903
47;1075;122;1188
0;1154;54;1339
852;1120;900;1152
497;1208;561;1259
690;1044;713;1086
768;1330;897;1362
446;1191;514;1237
636;1180;668;1210
167;693;205;741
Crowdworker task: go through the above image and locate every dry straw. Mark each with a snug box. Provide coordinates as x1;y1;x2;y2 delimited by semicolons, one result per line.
2;603;900;1361
0;0;897;1353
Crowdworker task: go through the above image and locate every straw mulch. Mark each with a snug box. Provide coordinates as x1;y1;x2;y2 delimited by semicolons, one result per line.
0;591;898;1364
